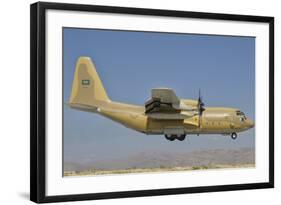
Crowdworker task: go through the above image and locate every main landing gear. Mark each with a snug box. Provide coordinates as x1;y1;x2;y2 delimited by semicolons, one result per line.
231;132;237;140
165;134;186;141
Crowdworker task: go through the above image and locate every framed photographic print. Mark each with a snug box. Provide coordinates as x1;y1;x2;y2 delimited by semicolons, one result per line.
30;2;274;203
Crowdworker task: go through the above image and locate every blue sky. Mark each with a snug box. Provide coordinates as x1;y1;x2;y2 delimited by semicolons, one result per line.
63;28;255;165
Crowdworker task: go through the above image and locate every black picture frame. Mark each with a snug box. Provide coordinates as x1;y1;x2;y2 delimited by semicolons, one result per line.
30;2;274;203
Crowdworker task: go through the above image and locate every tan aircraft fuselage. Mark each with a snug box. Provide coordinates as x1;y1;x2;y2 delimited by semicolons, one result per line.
70;101;254;135
69;57;254;141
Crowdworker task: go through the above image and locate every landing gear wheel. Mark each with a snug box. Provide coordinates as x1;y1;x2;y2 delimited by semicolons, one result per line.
177;134;186;141
165;134;176;141
231;132;237;140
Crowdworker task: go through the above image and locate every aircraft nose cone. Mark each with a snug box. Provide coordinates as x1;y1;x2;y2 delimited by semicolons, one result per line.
247;119;254;128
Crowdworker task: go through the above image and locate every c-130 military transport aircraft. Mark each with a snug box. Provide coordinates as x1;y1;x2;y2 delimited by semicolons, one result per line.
69;57;254;141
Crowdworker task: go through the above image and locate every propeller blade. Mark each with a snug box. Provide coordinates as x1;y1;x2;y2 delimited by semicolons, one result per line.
197;89;205;128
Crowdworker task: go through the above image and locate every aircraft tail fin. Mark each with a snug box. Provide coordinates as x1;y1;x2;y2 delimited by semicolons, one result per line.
69;57;110;107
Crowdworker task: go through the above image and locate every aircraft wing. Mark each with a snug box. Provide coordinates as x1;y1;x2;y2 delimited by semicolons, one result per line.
145;88;196;118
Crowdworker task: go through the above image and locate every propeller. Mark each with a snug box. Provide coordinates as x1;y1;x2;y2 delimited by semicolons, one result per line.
197;89;205;128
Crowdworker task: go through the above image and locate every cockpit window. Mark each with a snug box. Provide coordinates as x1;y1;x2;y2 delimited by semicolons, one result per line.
236;110;245;116
236;110;247;120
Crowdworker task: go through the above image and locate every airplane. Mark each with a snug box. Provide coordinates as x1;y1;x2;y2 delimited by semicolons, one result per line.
68;57;254;141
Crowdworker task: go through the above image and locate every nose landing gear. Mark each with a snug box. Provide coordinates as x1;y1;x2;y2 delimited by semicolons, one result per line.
231;132;237;140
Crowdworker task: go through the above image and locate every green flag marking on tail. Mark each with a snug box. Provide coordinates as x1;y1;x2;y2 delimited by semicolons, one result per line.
82;79;90;85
